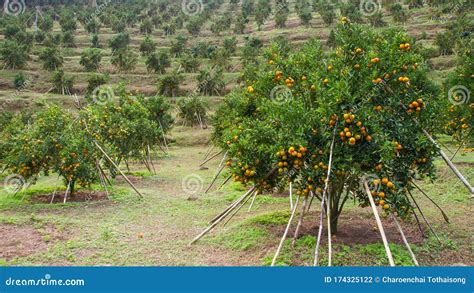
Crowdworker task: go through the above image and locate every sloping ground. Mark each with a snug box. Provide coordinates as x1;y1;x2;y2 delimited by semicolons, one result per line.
0;128;472;266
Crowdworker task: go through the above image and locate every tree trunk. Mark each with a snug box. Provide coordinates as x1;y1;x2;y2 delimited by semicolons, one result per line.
325;179;349;236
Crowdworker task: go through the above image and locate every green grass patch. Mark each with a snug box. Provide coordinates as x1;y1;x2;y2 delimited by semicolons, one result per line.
211;225;269;251
247;210;291;226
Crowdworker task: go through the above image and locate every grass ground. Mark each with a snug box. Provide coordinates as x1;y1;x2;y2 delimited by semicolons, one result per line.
0;126;472;266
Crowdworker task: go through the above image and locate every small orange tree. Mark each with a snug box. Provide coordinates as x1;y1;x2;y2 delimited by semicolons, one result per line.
443;46;473;146
212;19;444;234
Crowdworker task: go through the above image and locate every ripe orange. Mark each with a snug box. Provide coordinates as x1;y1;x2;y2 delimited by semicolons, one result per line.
247;86;254;93
349;137;356;145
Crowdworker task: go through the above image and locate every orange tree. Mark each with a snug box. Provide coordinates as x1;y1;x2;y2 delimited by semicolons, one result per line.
2;106;100;196
80;92;172;173
443;46;473;146
212;19;444;234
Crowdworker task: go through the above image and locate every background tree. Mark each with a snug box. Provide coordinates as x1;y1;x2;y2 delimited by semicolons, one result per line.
111;48;138;72
0;40;30;69
146;51;171;74
170;36;188;58
80;48;103;72
196;66;226;96
157;72;181;97
140;36;156;56
39;46;64;71
180;52;200;73
177;95;209;127
140;18;154;34
91;33;101;48
62;31;75;48
108;33;130;53
52;69;74;95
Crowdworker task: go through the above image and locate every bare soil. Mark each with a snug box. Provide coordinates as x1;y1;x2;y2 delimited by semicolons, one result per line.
269;211;426;245
31;191;109;204
0;224;65;261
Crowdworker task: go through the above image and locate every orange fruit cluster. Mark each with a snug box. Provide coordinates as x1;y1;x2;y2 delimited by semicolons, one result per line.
407;98;425;113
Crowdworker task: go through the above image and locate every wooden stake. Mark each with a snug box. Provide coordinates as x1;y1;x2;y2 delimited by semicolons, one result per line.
364;181;395;266
313;195;326;266
208;187;255;224
147;144;157;175
205;151;228;193
247;191;258;212
411;181;449;223
203;144;214;161
271;195;299;266
189;187;256;245
411;208;426;238
94;142;144;199
392;215;419;266
314;122;337;266
407;189;441;244
63;181;71;204
199;151;223;167
289;182;294;210
50;175;61;204
292;194;309;246
158;120;169;152
421;128;473;194
216;175;232;191
223;192;254;226
96;160;109;199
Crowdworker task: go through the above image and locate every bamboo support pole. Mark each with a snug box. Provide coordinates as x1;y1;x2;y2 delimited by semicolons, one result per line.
364;181;395;266
407;189;441;244
189;187;256;245
392;215;419;266
247;191;258;212
292;194;309;246
94;142;144;199
313;122;337;266
205;151;228;193
199;151;223;167
271;196;300;266
411;181;449;223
